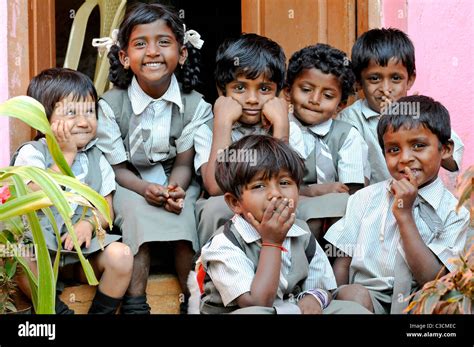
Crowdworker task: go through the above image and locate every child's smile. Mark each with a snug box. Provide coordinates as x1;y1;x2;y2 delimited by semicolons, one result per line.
287;68;342;126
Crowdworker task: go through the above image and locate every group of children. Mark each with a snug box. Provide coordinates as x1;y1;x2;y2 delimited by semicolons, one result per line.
12;2;470;315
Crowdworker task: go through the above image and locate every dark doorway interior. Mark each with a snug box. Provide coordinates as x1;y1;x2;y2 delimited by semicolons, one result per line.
55;0;241;104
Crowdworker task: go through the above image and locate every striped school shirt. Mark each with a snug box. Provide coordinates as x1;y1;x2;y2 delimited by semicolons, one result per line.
96;75;213;166
324;177;470;292
290;115;370;184
193;120;306;175
337;99;464;185
201;214;337;307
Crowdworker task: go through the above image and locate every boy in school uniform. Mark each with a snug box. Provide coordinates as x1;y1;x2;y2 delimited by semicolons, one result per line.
325;95;470;314
199;135;371;314
194;33;304;247
338;28;463;184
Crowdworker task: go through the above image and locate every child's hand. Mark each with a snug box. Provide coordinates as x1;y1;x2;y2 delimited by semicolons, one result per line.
61;219;93;251
213;96;242;126
379;90;395;114
310;182;349;196
297;294;323;314
247;197;295;245
51;119;77;156
390;167;418;217
164;183;185;214
261;97;289;129
144;183;169;206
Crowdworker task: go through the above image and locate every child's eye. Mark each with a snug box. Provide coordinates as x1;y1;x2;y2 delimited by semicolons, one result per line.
386;146;399;154
233;85;245;92
159;39;171;46
260;85;272;93
66;109;75;116
301;87;312;93
251;183;265;190
413;143;426;150
280;180;292;186
368;75;380;83
392;75;402;82
324;93;334;99
134;41;146;48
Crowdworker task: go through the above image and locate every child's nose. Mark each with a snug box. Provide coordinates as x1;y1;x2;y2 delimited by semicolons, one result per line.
399;149;414;163
267;185;283;200
146;42;160;56
245;90;259;105
382;79;392;94
309;91;321;105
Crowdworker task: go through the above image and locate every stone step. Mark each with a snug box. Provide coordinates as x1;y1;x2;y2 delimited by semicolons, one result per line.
59;274;181;314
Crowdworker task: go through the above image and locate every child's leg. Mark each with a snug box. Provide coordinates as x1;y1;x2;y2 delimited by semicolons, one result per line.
75;242;133;314
126;243;150;296
307;218;325;241
336;284;374;313
174;240;194;298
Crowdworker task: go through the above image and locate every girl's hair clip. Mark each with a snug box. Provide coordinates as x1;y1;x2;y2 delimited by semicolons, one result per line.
183;24;204;50
92;28;120;56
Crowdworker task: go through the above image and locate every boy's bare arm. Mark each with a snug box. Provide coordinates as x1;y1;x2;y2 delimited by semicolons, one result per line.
236;198;295;308
333;255;352;286
262;97;289;143
202;96;241;195
392;169;448;286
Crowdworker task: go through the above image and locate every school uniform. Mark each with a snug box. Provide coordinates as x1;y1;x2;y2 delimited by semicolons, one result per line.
337;99;464;185
290;115;369;221
200;215;371;314
13;138;120;266
324;177;470;314
193;119;305;248
96;75;213;254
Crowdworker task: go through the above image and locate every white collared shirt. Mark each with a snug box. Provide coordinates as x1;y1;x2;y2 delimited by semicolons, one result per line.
337;99;464;185
291;115;369;184
97;75;213;166
193;120;306;174
201;214;337;307
324;177;470;292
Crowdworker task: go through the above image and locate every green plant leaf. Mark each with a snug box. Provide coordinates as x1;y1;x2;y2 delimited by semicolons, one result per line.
10;175;55;314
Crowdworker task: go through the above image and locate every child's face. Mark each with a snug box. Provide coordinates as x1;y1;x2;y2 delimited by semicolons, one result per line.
360;58;416;113
383;125;452;188
119;19;187;98
50;94;97;150
286;68;342;126
224;74;278;126
229;169;299;223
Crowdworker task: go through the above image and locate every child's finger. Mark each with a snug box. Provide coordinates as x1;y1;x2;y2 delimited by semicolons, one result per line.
246;212;260;228
262;197;277;222
273;198;288;216
279;204;292;222
283;212;296;227
404;166;418;187
340;184;350;192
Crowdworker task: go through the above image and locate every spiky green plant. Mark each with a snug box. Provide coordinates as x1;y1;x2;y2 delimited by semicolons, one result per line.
0;96;112;314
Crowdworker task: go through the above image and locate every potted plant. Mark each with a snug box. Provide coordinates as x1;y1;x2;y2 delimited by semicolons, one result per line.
406;166;473;314
0;96;112;314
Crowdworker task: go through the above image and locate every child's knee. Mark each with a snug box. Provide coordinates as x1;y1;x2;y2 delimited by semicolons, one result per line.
337;284;373;311
103;242;133;274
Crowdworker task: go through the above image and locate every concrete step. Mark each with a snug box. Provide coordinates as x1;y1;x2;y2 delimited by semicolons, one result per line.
59;273;181;314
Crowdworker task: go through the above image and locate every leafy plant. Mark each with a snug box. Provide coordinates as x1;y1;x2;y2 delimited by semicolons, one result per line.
406;166;473;314
0;96;112;314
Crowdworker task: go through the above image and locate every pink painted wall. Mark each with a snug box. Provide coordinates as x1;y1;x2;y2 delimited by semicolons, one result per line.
0;0;10;167
382;0;474;176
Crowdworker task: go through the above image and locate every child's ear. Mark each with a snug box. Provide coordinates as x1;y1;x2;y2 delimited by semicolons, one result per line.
178;46;188;66
223;192;243;215
216;85;224;97
119;50;129;69
407;72;416;91
441;139;454;160
283;87;292;102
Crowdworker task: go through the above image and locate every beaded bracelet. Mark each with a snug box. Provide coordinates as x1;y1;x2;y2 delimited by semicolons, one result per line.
261;242;288;252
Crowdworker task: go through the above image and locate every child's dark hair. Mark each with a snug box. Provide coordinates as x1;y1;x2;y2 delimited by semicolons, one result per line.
286;43;355;104
377;95;451;152
214;33;286;95
108;3;201;93
27;67;98;120
215;135;305;199
351;28;416;83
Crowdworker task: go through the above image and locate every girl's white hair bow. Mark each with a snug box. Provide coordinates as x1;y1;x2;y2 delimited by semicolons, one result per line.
183;25;204;50
92;29;120;56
